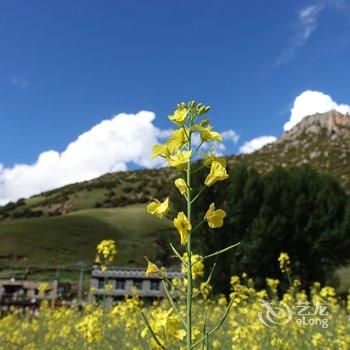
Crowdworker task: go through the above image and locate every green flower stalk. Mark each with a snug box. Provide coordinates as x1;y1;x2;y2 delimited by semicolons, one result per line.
146;101;239;349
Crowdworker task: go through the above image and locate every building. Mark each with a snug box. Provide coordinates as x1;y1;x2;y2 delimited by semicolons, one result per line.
89;266;183;301
0;279;58;307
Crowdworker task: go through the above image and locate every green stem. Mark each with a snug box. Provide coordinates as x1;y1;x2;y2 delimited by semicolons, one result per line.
140;310;166;350
193;243;240;266
193;262;216;298
192;164;205;174
191;219;205;233
161;280;186;327
191;298;234;349
163;275;186;296
186;125;193;350
190;186;206;204
191;140;204;159
170;243;187;266
182;126;190;142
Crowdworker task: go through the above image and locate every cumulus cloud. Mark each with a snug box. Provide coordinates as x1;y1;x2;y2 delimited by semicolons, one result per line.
239;136;277;154
222;129;240;144
0;111;165;205
0;113;239;205
284;90;350;131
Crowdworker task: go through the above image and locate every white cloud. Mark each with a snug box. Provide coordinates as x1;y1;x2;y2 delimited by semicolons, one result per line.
222;129;240;144
0;111;165;205
11;77;29;89
275;0;348;67
239;136;277;154
0;112;240;205
284;90;350;131
276;4;324;67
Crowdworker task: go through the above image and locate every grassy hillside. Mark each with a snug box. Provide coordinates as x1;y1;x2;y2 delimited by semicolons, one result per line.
0;112;349;286
0;204;173;278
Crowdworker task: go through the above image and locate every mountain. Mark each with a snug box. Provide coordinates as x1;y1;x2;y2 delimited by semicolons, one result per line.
232;110;350;193
0;111;349;278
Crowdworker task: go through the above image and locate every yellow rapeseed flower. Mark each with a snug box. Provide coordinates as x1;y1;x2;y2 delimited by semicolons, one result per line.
147;197;169;219
168;151;191;170
182;253;204;280
204;161;229;187
174;212;191;245
96;239;117;268
204;203;226;228
278;252;291;274
202;153;227;168
152;144;170;158
145;260;163;278
166;129;188;152
193;125;222;142
168;107;188;126
38;282;49;296
174;178;187;197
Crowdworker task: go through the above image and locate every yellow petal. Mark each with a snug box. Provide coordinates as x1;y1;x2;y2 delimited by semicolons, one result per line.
173;212;191;245
174;178;187;196
202;153;227;168
145;260;162;277
147;198;169;218
152;144;168;158
168;107;188;126
204;203;226;228
168;151;191;170
204;161;229;187
166;128;188;152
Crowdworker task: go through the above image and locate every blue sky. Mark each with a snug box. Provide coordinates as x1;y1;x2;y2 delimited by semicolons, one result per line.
1;0;350;203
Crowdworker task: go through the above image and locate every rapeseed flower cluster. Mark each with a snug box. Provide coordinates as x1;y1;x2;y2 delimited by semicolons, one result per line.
146;101;232;349
278;252;292;274
96;239;117;270
0;272;349;350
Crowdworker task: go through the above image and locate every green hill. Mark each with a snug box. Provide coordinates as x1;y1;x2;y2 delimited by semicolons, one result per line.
0;204;173;279
0;111;349;283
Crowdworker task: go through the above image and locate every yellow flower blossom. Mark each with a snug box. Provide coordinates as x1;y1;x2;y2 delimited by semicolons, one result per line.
145;260;163;278
204;203;226;228
182;253;204;279
278;252;291;274
174;178;187;196
212;340;221;349
152;144;170;158
166;128;188;152
266;278;280;292
38;282;49;296
168;107;188;126
168;150;191;170
174;212;191;245
202;152;227;168
204;161;229;187
311;333;324;347
147;197;169;218
141;308;186;348
193;125;222;142
96;239;117;263
76;309;103;345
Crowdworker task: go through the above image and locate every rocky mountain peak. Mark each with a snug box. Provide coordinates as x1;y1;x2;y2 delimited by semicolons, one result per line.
279;110;350;143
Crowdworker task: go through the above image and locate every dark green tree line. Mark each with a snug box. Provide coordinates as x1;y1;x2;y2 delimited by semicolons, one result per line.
177;163;350;294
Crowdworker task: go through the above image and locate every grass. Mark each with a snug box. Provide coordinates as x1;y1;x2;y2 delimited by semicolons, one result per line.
0;204;173;279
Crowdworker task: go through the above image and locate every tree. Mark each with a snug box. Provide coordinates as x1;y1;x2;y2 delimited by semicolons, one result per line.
190;164;350;293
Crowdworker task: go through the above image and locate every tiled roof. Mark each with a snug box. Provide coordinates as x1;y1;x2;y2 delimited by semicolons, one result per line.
91;265;183;279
